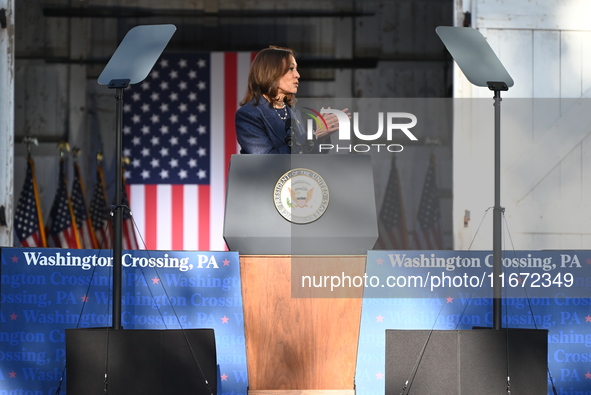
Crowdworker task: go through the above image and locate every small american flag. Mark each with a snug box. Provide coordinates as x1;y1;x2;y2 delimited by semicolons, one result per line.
413;155;443;249
14;157;47;247
46;159;81;248
89;162;113;249
123;52;253;251
71;161;99;249
375;156;410;250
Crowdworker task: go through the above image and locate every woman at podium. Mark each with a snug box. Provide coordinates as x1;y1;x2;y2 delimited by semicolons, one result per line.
235;46;339;154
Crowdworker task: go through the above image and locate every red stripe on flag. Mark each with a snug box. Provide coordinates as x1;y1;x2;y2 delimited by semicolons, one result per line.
172;185;184;250
199;185;210;250
21;236;37;248
224;52;238;173
145;185;158;249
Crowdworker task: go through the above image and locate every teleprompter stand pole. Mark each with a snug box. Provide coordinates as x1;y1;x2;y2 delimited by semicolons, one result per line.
97;24;176;330
109;79;129;330
425;26;549;395
489;82;508;330
436;27;513;331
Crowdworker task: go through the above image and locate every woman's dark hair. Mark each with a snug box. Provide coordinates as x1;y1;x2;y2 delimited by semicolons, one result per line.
240;46;297;107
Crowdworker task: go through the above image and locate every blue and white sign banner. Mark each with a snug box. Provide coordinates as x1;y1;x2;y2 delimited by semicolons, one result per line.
0;248;246;394
363;250;590;299
4;248;591;394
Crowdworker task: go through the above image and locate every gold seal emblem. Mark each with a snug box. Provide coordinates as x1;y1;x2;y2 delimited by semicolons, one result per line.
274;168;329;224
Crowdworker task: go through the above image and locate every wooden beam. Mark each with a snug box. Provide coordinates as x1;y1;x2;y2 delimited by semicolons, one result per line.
0;0;14;246
43;6;374;19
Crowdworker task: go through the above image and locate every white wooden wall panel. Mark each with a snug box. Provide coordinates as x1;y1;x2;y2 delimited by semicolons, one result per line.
530;160;560;204
559;143;582;206
533;30;560;98
582;37;591;96
507;99;590;199
453;0;591;250
498;30;533;97
561;31;583;98
474;0;591;31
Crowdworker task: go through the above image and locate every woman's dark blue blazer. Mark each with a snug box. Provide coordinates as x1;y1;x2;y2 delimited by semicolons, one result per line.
235;96;294;154
236;96;326;154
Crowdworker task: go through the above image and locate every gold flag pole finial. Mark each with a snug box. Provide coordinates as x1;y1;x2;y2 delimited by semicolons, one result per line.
58;142;71;158
22;137;39;158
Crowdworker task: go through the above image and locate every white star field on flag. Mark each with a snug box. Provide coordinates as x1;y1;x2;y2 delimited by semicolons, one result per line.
123;54;211;185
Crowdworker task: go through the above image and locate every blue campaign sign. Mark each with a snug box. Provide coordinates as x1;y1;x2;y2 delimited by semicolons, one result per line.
3;248;591;394
357;250;591;395
0;248;246;394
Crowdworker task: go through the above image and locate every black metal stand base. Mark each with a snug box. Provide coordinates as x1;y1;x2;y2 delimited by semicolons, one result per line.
386;329;548;395
66;328;217;395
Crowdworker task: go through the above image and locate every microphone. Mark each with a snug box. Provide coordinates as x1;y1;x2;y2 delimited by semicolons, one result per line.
284;126;293;148
285;120;314;153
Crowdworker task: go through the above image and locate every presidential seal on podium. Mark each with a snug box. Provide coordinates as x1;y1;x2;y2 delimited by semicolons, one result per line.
274;168;329;224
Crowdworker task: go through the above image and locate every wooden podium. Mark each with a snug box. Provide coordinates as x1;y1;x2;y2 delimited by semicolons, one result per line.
224;154;378;394
240;255;366;395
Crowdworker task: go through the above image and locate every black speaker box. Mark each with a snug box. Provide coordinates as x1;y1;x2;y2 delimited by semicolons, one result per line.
66;328;216;395
386;329;547;395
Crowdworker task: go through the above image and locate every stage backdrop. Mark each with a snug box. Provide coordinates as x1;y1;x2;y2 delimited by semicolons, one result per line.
2;248;591;394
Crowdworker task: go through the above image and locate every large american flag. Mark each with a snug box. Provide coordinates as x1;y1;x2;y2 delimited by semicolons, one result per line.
413;155;443;249
375;156;410;250
46;159;81;248
14;158;47;247
123;52;253;251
